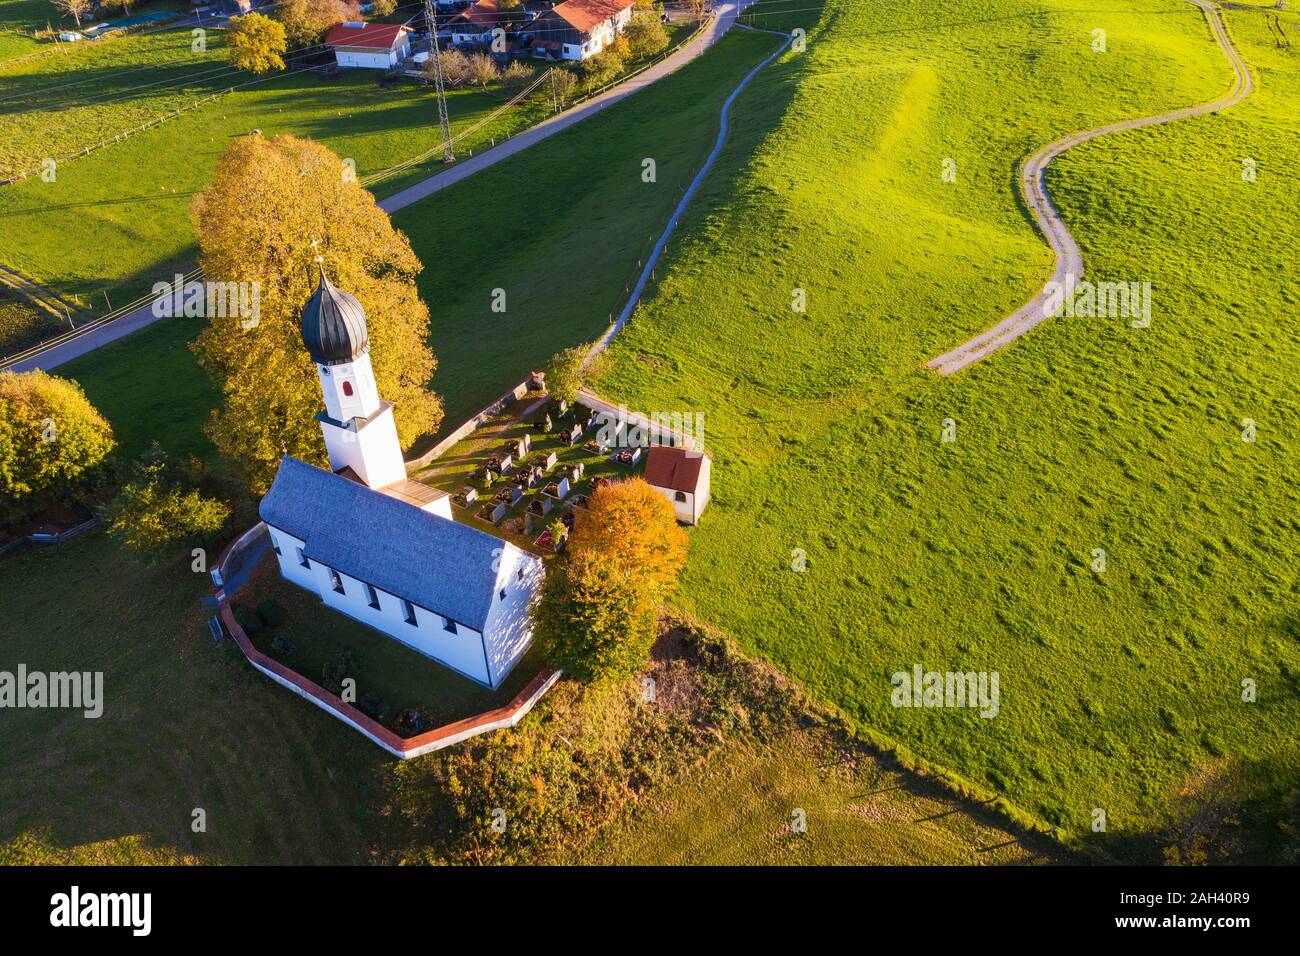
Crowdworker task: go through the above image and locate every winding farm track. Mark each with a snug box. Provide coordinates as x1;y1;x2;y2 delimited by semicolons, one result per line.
925;0;1254;377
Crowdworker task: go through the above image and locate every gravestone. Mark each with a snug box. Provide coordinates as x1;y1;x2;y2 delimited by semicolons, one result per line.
509;487;523;505
490;502;506;525
544;452;558;471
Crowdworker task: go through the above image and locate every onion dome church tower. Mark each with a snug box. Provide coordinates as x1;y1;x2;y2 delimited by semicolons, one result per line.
301;266;408;490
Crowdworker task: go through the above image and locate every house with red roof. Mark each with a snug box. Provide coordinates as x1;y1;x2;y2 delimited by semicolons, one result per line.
643;445;711;525
524;0;637;60
324;21;412;70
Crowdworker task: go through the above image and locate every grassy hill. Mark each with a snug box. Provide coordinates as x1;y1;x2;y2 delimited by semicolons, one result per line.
589;0;1300;856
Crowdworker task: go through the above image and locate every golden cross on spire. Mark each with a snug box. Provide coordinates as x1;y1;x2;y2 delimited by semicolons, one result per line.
309;238;323;265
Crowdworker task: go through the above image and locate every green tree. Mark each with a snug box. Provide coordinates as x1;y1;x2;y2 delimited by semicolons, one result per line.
274;0;356;49
542;343;606;404
190;134;442;493
535;549;657;683
104;447;232;561
579;47;624;90
227;13;287;74
624;11;669;59
549;68;577;106
0;371;114;527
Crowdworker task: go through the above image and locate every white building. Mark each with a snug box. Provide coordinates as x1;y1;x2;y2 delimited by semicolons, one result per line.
643;445;711;525
525;0;636;61
324;21;412;70
258;267;544;688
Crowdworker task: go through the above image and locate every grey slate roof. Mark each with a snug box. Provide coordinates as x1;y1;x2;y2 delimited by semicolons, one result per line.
300;268;369;367
260;456;502;630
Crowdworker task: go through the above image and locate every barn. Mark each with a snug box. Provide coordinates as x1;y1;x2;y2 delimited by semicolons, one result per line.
324;21;413;70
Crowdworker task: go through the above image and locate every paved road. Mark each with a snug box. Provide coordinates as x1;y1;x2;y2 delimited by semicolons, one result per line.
6;4;750;374
380;2;750;213
925;0;1254;377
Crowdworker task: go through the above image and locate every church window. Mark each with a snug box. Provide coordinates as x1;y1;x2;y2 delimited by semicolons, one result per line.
297;547;309;569
402;599;418;626
443;617;457;634
343;380;353;397
499;588;507;601
365;583;380;610
675;491;688;502
330;569;345;594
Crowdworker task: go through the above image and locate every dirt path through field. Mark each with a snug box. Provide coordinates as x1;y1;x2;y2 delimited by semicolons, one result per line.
925;0;1254;377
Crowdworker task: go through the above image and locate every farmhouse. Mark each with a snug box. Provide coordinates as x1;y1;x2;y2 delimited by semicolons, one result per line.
258;268;544;689
447;0;506;45
643;445;711;525
525;0;636;60
324;21;413;70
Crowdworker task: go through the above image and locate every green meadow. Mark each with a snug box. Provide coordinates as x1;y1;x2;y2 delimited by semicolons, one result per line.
0;25;549;316
57;27;785;459
591;0;1300;854
0;0;54;63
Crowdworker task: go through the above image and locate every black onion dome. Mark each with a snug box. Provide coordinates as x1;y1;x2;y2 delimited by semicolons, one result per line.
300;267;369;366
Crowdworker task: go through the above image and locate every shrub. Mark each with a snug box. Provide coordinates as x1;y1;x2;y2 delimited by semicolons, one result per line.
257;599;287;629
360;692;386;722
322;650;357;697
103;445;232;561
234;606;262;636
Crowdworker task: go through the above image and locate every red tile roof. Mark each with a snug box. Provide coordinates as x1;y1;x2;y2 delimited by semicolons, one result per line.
643;446;707;494
324;21;410;50
551;0;634;33
453;0;502;28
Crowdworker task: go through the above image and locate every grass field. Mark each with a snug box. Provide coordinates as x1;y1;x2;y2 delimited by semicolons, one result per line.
55;27;784;462
588;0;1300;855
576;729;1048;865
0;0;58;63
0;27;551;316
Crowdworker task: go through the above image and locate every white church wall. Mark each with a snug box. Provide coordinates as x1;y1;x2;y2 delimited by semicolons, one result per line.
481;543;544;688
316;567;491;686
267;526;316;590
322;404;407;489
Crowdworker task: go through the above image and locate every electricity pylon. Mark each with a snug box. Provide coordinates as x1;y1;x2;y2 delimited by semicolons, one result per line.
422;0;455;163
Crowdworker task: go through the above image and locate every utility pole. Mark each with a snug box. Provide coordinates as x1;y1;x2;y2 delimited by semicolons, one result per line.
422;0;455;163
549;68;558;113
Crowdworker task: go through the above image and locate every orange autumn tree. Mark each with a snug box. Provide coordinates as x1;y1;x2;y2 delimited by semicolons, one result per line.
567;477;688;601
190;134;442;492
539;478;688;682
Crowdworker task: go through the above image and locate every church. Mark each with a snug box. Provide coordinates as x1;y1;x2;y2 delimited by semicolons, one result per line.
259;267;544;689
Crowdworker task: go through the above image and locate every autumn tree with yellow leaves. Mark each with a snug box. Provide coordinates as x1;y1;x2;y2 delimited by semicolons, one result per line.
538;478;688;682
190;134;442;493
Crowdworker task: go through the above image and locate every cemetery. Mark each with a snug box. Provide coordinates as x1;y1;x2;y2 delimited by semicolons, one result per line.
413;395;649;555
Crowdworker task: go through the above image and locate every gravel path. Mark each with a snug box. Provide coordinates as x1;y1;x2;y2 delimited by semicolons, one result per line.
925;0;1254;377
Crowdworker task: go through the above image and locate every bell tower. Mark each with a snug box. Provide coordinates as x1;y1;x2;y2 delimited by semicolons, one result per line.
300;265;407;490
